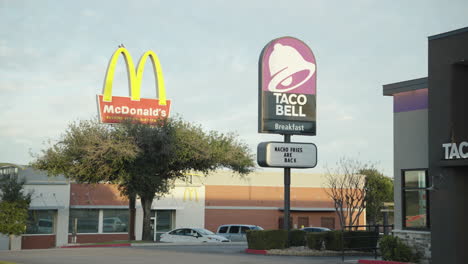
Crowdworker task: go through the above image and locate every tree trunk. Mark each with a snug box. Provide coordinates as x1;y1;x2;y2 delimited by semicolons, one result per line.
128;194;136;241
140;196;155;241
8;234;13;251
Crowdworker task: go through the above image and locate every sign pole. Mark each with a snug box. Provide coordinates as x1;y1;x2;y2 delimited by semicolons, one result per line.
284;134;291;245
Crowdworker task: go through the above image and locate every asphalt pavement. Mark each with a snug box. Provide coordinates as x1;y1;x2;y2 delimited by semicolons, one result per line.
0;243;371;264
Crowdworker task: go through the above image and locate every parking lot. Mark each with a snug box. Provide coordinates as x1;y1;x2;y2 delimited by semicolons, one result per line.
0;243;369;264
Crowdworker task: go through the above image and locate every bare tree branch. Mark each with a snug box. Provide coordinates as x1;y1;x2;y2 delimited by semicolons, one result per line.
323;157;372;229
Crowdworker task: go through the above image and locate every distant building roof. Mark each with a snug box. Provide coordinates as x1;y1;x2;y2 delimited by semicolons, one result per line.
383;77;428;96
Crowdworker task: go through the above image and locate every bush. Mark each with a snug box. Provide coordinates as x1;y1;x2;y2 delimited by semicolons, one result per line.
306;232;327;250
246;230;288;250
289;230;306;247
324;230;344;251
345;231;379;251
379;235;420;263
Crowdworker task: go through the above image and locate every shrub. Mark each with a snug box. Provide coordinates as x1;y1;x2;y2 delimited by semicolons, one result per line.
289;230;306;247
379;235;420;263
324;230;344;251
246;230;288;250
346;231;379;252
306;232;327;250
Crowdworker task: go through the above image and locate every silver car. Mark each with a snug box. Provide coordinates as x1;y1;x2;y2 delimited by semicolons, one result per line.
216;224;263;242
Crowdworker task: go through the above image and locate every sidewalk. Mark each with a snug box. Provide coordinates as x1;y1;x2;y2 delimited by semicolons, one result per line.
61;241;247;248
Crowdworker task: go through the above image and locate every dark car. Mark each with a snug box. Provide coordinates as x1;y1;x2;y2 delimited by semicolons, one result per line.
301;227;331;232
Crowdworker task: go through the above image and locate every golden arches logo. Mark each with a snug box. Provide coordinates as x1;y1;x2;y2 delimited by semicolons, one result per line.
183;188;199;202
103;48;166;104
97;47;172;124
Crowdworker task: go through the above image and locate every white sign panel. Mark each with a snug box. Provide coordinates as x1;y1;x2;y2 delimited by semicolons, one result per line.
257;142;317;168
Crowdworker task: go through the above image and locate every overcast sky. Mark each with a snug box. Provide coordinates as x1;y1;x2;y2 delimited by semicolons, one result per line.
1;0;468;177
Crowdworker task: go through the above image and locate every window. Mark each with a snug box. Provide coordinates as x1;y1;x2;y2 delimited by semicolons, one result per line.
69;209;99;233
103;209;129;233
402;170;430;229
26;210;55;234
218;226;228;233
0;167;18;182
170;229;189;236
228;226;240;234
156;210;173;233
240;226;250;234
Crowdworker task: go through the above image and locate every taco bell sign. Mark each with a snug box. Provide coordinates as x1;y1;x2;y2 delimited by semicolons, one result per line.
258;37;317;135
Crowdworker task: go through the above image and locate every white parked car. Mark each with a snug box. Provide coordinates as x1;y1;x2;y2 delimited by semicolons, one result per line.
160;228;230;243
216;224;264;242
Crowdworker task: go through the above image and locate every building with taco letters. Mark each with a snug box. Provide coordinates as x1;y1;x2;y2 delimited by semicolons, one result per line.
383;26;468;264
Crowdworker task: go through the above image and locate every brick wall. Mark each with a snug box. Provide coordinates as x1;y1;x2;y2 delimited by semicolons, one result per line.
68;233;128;244
22;235;56;249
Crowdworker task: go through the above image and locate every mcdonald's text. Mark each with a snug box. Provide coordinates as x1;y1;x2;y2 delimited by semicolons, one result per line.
97;48;171;125
97;95;171;124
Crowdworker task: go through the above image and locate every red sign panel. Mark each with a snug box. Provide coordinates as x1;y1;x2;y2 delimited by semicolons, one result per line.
97;95;171;124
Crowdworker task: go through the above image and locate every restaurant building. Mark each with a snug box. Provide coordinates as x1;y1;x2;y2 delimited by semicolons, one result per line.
383;26;468;264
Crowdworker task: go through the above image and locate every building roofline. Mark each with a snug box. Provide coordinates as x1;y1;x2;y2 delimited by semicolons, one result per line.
383;77;428;96
429;26;468;41
0;163;27;169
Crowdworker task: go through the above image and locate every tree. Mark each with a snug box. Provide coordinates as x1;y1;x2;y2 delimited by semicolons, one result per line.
32;119;140;239
362;169;393;225
323;157;370;229
119;118;255;240
32;117;255;241
0;176;32;250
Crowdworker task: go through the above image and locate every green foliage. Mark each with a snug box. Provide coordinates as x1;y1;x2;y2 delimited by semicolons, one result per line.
289;230;306;247
32;117;255;241
0;201;29;236
0;177;31;236
306;232;327;250
0;177;32;203
344;231;379;251
324;230;344;251
379;235;420;263
32;119;139;184
310;230;379;251
246;230;288;250
362;169;393;224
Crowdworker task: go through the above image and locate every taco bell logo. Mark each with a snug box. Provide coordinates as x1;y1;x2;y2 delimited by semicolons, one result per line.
258;37;317;136
267;43;316;93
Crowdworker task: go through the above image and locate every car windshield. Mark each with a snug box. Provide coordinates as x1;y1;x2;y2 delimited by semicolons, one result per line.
251;226;263;230
193;228;215;235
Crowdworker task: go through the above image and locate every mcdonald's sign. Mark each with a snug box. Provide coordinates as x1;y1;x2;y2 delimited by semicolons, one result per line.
97;48;171;124
183;188;198;202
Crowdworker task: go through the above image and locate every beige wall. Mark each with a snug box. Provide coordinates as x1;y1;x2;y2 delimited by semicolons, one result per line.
202;170;328;188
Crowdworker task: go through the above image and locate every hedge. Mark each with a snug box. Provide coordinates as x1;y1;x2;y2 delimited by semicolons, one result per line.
306;230;379;251
247;229;379;252
246;230;288;250
306;232;327;250
289;230;307;247
344;231;379;251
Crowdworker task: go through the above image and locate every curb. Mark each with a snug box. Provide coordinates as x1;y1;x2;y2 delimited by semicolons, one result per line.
61;243;131;248
61;242;247;248
358;260;412;264
245;249;267;255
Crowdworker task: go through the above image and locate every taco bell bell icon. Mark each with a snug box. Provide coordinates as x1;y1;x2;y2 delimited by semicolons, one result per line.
258;37;317;136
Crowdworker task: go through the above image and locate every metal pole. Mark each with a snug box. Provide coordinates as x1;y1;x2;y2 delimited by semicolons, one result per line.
72;218;78;244
284;134;291;247
383;211;389;235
